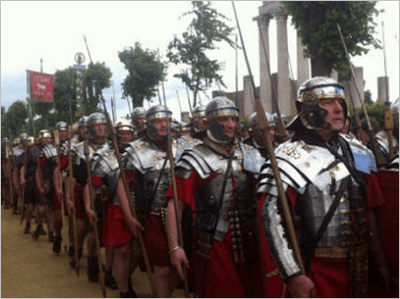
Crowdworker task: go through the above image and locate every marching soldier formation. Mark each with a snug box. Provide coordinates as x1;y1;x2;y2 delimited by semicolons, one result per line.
1;76;399;298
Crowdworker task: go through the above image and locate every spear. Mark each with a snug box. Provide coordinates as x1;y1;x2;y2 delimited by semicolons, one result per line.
67;127;80;277
54;129;69;252
84;138;106;298
232;1;305;278
381;21;394;159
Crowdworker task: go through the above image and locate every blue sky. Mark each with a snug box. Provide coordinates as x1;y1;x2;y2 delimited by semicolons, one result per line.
1;1;399;123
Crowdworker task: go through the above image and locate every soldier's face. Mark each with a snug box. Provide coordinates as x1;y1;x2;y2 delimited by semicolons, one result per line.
93;124;106;138
319;98;345;131
118;131;134;144
217;116;238;139
59;130;67;141
152;118;170;137
42;137;51;145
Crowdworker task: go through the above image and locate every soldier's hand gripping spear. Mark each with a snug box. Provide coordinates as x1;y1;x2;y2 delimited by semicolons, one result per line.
84;34;157;297
232;1;305;278
166;117;190;298
54;130;69;253
84;138;106;298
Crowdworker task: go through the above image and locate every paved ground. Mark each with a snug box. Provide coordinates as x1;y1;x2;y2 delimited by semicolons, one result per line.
1;206;185;298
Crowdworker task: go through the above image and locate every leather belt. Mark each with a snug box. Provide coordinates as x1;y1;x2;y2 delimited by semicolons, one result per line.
314;247;348;259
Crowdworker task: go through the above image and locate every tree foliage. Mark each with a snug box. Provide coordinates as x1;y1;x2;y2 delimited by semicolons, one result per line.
82;62;113;115
167;1;236;107
118;42;167;108
4;100;28;137
281;1;381;77
53;67;79;125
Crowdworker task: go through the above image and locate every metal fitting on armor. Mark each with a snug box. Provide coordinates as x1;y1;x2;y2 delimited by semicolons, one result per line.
296;77;347;130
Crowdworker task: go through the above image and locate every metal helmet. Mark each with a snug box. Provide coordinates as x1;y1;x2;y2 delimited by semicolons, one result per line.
2;137;9;143
146;105;172;142
87;112;107;140
115;118;134;133
38;129;51;139
27;136;35;147
13;138;20;146
272;112;287;125
55;121;68;131
296;77;347;130
78;116;88;127
171;118;182;137
249;111;275;129
20;133;28;140
205;96;239;143
191;104;206;133
392;98;399;120
132;107;147;128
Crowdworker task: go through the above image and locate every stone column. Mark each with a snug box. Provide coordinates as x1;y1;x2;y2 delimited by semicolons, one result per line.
296;35;310;89
349;67;364;107
276;11;293;117
378;76;389;102
257;14;272;113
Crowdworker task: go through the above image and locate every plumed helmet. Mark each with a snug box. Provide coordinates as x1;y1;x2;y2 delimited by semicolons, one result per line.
146;105;172;142
20;133;28;140
13;138;20;146
115;118;134;133
296;77;347;130
249;111;275;129
55;121;68;131
205;97;239;143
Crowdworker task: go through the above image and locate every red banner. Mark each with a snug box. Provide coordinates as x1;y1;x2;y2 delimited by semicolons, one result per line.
28;71;54;102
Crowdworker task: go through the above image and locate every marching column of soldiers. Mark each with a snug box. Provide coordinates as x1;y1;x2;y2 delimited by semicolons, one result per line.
1;76;399;298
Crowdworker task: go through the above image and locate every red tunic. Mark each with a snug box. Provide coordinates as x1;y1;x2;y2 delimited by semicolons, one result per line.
91;174;133;248
167;171;264;298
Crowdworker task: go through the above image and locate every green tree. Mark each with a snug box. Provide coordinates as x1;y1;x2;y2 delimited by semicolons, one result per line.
5;100;28;137
167;1;236;107
118;42;167;108
31;101;52;129
364;90;373;105
281;1;381;77
1;106;7;138
82;62;113;115
53;67;79;125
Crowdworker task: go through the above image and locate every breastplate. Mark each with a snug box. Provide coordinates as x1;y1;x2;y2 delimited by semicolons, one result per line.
296;178;368;248
194;154;256;242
